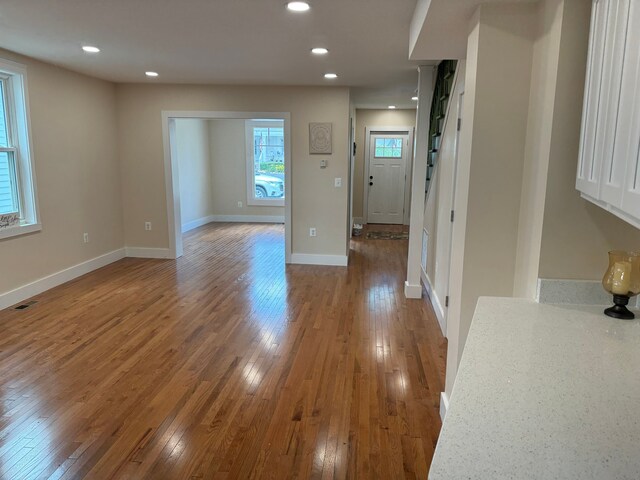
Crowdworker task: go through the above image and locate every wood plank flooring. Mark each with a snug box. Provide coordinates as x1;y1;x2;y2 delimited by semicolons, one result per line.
0;223;446;479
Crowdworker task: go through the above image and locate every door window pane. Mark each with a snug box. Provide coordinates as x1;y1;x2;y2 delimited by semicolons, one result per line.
374;138;402;158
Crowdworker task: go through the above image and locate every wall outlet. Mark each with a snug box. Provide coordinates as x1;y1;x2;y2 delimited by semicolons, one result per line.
83;233;89;243
145;221;152;231
238;201;243;208
334;177;342;187
309;227;317;237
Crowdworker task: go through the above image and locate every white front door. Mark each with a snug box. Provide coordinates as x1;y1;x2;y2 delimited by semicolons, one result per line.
367;132;409;224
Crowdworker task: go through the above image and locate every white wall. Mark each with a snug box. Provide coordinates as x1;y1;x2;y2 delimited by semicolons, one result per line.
0;48;123;296
512;0;564;298
175;118;213;228
116;84;350;258
445;4;536;396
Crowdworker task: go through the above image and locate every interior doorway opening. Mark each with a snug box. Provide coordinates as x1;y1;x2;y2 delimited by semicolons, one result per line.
162;111;291;262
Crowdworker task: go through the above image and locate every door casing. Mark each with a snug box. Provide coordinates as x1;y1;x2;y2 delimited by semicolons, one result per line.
161;110;291;262
362;126;414;225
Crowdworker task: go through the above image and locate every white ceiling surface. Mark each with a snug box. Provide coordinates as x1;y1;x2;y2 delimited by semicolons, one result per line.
409;0;538;60
0;0;424;108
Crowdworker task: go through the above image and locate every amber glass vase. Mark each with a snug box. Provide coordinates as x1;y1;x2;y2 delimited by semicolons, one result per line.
602;251;640;319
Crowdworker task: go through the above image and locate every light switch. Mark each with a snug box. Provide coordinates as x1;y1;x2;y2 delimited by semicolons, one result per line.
334;177;342;187
320;159;327;168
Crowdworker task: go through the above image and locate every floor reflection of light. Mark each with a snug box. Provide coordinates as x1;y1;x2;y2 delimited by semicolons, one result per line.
0;387;52;479
375;344;391;363
397;372;408;397
367;284;390;311
314;442;327;467
260;330;278;351
166;432;187;458
243;363;263;390
245;235;290;353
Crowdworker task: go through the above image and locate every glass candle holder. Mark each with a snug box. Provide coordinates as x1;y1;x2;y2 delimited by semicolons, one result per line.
602;251;640;319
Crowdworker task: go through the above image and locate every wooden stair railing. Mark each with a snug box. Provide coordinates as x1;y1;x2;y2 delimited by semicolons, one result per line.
426;60;457;194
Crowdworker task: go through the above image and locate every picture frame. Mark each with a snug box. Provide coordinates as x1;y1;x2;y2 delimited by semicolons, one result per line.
309;122;332;154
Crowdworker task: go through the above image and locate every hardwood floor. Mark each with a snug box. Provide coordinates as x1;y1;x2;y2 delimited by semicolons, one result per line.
0;223;446;479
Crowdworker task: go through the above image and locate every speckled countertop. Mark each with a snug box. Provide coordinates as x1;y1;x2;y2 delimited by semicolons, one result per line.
429;297;640;480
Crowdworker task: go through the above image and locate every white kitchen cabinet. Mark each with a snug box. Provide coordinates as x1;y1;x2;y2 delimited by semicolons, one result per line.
577;0;640;228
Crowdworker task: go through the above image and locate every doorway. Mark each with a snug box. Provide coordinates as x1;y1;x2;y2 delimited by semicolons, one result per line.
162;111;291;262
437;89;464;333
363;128;413;225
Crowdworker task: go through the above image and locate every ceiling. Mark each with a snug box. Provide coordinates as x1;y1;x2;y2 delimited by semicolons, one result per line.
409;0;538;60
0;0;428;108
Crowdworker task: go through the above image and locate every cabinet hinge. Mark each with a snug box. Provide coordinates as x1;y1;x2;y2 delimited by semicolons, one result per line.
457;118;462;131
445;296;449;307
450;210;454;222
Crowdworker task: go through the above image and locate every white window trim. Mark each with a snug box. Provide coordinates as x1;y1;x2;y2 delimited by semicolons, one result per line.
245;119;285;207
0;58;40;240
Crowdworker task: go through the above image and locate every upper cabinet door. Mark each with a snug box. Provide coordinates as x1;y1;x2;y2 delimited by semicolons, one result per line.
599;0;632;206
577;0;640;229
577;0;612;199
620;4;640;219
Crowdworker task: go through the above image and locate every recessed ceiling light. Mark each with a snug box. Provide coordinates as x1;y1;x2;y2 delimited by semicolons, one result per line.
324;73;338;79
287;1;310;12
145;71;159;77
411;96;419;101
311;47;329;55
82;45;100;53
388;105;397;109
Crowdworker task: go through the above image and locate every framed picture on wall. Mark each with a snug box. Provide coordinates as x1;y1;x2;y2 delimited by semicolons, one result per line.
309;122;332;154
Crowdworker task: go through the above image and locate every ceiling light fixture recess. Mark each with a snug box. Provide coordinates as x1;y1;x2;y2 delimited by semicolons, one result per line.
311;47;329;55
388;105;397;109
324;73;338;79
82;45;100;53
287;2;310;12
145;71;159;77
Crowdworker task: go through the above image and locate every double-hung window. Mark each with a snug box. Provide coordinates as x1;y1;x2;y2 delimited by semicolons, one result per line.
245;120;285;207
0;59;39;239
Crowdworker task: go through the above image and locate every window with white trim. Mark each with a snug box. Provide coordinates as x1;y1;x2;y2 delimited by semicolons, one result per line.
245;119;285;206
0;59;39;239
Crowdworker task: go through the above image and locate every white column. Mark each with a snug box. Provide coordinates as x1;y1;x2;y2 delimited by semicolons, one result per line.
405;65;435;298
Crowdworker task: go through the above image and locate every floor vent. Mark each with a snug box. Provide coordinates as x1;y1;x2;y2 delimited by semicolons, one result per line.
15;301;37;310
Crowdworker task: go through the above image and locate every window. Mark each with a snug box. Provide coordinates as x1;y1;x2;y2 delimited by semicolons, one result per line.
374;137;403;158
245;120;285;206
0;59;38;239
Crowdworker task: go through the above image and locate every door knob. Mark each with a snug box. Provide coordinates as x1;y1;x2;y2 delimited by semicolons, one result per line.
369;182;373;186
369;176;373;179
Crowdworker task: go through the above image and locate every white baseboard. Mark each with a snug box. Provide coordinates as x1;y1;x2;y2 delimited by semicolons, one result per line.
209;214;284;224
125;247;172;259
182;215;215;233
0;248;126;311
422;269;446;336
290;253;348;266
353;217;364;225
404;281;422;299
440;392;449;421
